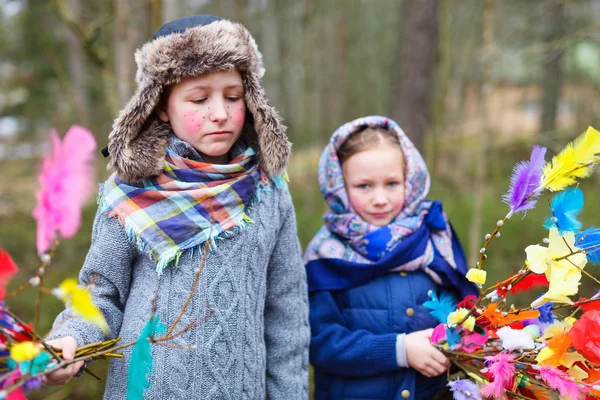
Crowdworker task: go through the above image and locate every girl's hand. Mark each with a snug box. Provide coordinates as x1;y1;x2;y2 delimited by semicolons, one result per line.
405;328;449;377
44;336;84;385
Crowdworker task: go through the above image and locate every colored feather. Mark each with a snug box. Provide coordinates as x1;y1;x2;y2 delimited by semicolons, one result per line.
502;145;547;214
32;126;96;254
481;353;516;399
52;279;109;334
540;126;600;192
510;273;549;295
0;248;19;299
575;297;600;312
479;303;540;328
423;290;458;324
536;365;588;400
127;316;167;400
543;188;584;233
576;227;600;265
447;378;482;400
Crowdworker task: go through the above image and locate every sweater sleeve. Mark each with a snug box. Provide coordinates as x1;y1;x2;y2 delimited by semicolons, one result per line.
309;289;401;377
264;190;310;399
46;207;135;347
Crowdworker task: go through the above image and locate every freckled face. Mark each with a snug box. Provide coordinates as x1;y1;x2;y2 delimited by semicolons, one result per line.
341;145;406;226
157;70;246;164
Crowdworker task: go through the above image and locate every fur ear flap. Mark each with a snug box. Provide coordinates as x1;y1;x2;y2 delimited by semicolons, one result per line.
242;72;290;177
107;82;170;183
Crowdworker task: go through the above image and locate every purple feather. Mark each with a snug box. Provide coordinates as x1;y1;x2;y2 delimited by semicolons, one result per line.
23;377;42;391
502;145;547;215
447;379;482;400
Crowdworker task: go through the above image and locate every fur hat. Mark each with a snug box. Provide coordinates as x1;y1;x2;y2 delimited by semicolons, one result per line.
106;14;290;183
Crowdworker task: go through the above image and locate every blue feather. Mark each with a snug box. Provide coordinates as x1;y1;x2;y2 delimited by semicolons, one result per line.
423;290;458;324
543;187;584;233
446;327;462;349
127;316;167;400
577;227;600;265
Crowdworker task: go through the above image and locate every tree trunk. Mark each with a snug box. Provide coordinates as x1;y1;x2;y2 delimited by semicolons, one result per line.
540;0;565;139
113;0;153;107
427;0;451;174
390;0;439;152
468;0;494;268
64;0;90;125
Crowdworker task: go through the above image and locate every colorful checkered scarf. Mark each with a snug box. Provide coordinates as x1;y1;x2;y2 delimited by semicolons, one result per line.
304;116;459;282
99;137;281;273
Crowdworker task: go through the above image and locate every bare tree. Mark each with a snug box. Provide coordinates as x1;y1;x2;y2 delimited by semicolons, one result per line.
468;0;494;267
390;0;439;152
540;0;565;139
64;0;90;125
113;0;153;106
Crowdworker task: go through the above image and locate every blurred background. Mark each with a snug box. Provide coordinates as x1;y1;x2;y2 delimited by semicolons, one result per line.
0;0;599;398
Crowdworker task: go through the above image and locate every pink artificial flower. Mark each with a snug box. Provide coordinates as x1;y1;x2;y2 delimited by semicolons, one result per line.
461;329;489;353
431;324;447;343
32;126;96;254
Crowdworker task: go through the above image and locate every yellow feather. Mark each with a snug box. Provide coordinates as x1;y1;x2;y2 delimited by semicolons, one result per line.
70;287;109;334
541;126;600;191
55;278;109;334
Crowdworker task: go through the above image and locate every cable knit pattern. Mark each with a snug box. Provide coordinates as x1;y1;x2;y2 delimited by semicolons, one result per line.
47;188;310;399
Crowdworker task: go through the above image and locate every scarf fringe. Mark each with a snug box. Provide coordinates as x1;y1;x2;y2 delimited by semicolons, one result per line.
98;175;285;274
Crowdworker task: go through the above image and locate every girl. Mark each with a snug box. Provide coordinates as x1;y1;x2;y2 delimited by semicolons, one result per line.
304;116;477;400
45;15;309;399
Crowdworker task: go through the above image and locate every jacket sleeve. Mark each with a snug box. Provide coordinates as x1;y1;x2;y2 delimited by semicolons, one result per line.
264;190;310;399
309;289;401;377
46;207;135;347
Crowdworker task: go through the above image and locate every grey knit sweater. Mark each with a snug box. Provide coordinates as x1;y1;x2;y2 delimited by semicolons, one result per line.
48;184;310;399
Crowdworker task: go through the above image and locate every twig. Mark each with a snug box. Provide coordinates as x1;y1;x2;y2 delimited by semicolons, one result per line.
161;232;212;339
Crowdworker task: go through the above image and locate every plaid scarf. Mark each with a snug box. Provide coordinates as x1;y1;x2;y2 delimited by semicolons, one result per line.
99;138;281;273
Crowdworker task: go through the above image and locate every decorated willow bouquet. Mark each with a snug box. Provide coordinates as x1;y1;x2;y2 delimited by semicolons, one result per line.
427;127;600;400
0;127;209;399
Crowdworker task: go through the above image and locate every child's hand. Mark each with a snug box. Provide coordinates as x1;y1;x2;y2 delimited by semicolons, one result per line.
44;336;84;385
405;328;449;377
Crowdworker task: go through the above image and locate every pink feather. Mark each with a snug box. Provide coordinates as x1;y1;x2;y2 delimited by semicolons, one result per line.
32;126;96;253
537;365;588;400
481;353;515;399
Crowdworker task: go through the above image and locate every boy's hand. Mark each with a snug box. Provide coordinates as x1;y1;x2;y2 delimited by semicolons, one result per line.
405;329;449;377
44;336;84;385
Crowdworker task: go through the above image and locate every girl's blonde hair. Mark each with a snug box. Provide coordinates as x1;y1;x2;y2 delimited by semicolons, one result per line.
337;128;406;169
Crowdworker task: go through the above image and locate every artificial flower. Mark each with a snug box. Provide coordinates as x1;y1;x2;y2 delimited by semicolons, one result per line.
526;228;587;308
447;308;476;331
466;269;487;286
10;342;40;363
496;326;534;351
570;310;600;365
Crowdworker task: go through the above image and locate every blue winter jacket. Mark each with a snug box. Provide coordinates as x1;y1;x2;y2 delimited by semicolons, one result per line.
310;269;449;400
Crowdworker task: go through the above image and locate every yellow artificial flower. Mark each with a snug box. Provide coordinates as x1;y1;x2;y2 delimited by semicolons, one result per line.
53;278;109;334
466;269;487;286
525;228;587;308
447;308;476;331
568;365;588;381
10;341;40;362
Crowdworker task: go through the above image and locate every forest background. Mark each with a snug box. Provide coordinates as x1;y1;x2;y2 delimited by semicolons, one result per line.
0;0;599;398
